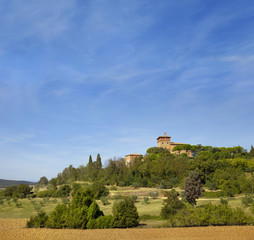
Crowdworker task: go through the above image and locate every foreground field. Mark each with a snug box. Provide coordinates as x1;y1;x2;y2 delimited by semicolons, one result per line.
0;219;253;240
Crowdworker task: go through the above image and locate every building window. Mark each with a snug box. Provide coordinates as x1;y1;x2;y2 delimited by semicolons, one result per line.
162;142;164;144
167;142;169;144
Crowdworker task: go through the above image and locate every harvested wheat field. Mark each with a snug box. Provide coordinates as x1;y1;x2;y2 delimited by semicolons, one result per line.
0;219;254;240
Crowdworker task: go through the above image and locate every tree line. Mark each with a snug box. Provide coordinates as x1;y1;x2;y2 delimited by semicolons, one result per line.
43;145;254;197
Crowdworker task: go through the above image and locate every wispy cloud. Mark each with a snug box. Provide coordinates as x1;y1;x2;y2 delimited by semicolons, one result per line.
0;134;35;144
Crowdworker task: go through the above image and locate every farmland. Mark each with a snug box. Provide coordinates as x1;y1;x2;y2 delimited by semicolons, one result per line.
0;218;254;240
0;186;254;239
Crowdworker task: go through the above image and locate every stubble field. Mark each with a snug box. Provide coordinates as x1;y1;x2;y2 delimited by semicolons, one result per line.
0;218;254;240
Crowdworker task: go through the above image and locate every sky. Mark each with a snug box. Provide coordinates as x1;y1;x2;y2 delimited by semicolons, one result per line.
0;0;254;181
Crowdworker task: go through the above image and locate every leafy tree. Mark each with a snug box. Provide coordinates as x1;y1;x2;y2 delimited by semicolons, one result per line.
3;186;17;197
90;182;109;199
161;189;184;219
13;184;32;198
56;184;71;197
173;145;184;155
48;178;57;189
184;171;203;205
89;155;93;164
113;197;139;227
38;176;48;186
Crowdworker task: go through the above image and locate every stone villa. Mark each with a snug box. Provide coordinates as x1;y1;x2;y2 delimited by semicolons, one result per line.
124;133;192;166
157;132;192;157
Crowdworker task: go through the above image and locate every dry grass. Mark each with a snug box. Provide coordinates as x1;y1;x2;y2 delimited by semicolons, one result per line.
0;219;254;240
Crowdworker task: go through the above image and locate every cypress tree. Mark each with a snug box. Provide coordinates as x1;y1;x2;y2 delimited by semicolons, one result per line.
184;171;203;205
96;154;102;170
89;155;93;164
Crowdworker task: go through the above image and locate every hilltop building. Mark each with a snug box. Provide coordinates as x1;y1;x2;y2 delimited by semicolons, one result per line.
124;133;192;166
157;132;192;157
124;153;143;167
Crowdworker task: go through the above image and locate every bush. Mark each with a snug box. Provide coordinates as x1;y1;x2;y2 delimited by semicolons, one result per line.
241;194;254;207
149;192;158;199
27;211;49;228
158;180;172;189
130;195;138;203
170;203;253;227
13;184;32;198
202;191;225;198
132;182;139;189
46;188;105;229
113;194;122;200
3;186;17;197
71;183;83;197
16;202;22;208
160;189;184;219
36;189;56;198
143;196;149;204
113;197;139;228
94;215;115;229
220;198;228;205
56;185;71;197
46;204;68;228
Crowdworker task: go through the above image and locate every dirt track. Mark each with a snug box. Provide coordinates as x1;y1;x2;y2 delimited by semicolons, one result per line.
0;219;254;240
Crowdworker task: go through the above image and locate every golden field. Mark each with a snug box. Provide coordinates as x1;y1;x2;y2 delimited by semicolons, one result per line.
0;218;254;240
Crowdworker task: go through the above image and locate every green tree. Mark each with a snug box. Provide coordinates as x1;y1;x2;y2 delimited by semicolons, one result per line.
250;145;254;157
56;184;71;197
26;211;49;228
38;176;48;186
89;155;93;164
13;184;32;198
95;154;102;170
3;186;17;197
184;171;203;205
90;182;109;199
113;197;139;227
160;189;184;219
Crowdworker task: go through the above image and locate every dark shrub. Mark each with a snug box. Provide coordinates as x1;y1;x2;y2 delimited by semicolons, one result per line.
13;184;32;198
160;189;184;219
170;203;253;227
26;211;49;228
46;204;68;228
113;197;139;228
130;195;138;203
241;194;254;207
56;184;71;197
202;191;225;198
94;215;115;229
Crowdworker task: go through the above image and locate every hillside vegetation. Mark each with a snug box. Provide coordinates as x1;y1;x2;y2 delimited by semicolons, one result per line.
1;145;254;229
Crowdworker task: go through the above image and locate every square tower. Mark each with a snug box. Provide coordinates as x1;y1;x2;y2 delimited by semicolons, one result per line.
157;132;171;150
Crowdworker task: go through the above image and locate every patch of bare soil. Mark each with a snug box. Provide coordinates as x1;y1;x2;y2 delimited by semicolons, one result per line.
0;219;253;240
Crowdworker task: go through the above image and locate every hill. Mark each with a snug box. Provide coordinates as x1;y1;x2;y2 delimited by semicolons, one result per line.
0;179;37;188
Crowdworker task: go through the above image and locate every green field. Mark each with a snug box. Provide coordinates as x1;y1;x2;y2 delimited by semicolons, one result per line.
0;186;252;228
0;198;61;218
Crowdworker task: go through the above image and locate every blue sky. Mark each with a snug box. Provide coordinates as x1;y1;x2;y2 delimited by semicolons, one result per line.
0;0;254;181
